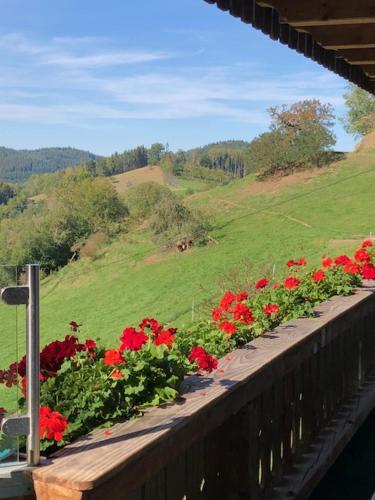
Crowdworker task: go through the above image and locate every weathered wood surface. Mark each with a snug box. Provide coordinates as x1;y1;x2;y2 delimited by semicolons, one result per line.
29;284;375;499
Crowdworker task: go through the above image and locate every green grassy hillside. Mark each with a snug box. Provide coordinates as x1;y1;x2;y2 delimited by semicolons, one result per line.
1;135;375;411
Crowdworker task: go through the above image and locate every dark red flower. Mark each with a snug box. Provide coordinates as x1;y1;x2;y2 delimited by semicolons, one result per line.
211;307;223;322
218;321;236;335
119;328;148;351
219;291;236;311
154;330;175;347
103;349;125;366
286;259;296;267
263;304;280;315
362;263;375;280
284;277;300;290
354;248;371;263
39;406;68;442
232;303;254;325
255;278;269;289
139;318;162;334
188;347;218;372
83;339;96;350
312;269;326;283
69;321;80;332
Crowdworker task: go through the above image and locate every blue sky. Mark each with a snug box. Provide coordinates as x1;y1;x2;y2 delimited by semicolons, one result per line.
0;0;355;155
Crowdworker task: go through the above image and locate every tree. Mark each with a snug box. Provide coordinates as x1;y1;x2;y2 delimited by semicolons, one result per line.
342;84;375;137
148;143;165;165
248;99;336;179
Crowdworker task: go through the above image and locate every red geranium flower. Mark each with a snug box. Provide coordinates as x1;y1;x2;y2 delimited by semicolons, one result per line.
354;248;371;263
263;304;280;315
119;328;148;351
284;277;300;290
211;307;223;322
312;269;326;283
188;347;218;372
139;318;162;334
236;291;248;302
298;258;307;266
111;370;124;379
154;330;175;347
232;303;254;324
220;291;237;310
362;263;375;280
362;240;373;248
322;257;333;268
0;407;6;417
218;321;237;335
256;278;269;289
286;259;296;267
344;262;361;275
334;255;351;266
103;349;125;366
39;406;68;442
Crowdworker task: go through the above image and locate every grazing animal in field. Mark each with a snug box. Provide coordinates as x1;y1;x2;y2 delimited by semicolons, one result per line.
176;239;193;252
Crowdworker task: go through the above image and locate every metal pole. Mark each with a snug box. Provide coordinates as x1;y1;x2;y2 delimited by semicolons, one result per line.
26;264;40;466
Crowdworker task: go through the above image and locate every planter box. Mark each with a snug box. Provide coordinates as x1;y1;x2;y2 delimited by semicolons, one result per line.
8;282;375;499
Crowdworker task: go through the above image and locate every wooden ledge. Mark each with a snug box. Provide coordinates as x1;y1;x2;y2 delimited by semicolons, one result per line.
31;284;375;495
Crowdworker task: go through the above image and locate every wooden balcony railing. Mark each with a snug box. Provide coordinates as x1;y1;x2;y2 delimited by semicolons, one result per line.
12;282;375;499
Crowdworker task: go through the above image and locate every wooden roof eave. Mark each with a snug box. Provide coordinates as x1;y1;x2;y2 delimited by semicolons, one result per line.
204;0;375;94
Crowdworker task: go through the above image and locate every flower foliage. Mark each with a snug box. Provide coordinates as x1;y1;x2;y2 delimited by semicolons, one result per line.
1;240;374;454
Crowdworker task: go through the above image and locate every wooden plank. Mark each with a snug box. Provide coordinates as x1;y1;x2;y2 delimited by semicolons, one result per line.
31;287;375;495
257;0;375;27
299;24;375;50
271;373;375;500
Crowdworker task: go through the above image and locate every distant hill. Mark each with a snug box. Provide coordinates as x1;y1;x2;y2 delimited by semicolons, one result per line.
0;146;99;182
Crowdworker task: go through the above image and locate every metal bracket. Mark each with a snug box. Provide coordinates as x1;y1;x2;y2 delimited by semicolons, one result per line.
1;415;30;438
1;286;29;305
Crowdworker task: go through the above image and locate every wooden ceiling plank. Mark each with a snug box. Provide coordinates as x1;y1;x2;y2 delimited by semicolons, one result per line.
257;0;375;27
298;24;375;49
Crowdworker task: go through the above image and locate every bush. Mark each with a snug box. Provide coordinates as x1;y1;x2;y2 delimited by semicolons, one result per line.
149;197;212;246
126;182;174;218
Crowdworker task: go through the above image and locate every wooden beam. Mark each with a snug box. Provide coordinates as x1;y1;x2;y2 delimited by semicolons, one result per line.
360;64;375;75
297;24;375;49
257;0;375;27
338;48;375;61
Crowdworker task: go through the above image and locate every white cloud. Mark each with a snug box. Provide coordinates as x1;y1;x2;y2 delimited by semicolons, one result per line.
0;32;347;126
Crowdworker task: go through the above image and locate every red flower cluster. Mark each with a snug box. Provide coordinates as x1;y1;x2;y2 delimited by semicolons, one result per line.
188;347;218;372
263;304;280;315
255;278;269;289
362;263;375;279
39;406;68;442
284;277;300;290
104;349;125;366
354;248;371;263
212;291;254;335
120;328;148;351
312;269;326;283
119;318;176;351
